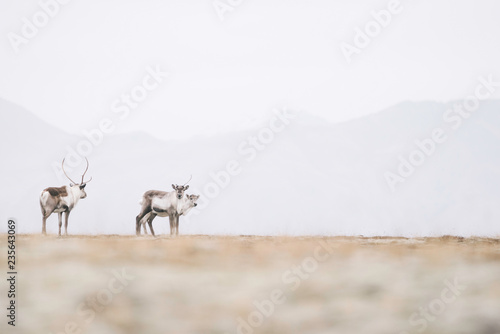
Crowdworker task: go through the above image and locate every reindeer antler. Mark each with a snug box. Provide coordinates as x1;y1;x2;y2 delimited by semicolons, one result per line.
183;175;192;186
62;158;78;184
61;158;92;185
81;157;92;184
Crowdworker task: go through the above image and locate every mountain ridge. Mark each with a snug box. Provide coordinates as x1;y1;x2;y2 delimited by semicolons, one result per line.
1;98;500;237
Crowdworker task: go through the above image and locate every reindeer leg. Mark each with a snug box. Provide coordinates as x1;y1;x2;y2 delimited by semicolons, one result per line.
42;210;51;235
175;213;180;236
58;213;63;236
141;213;150;235
169;214;174;236
42;216;48;235
147;213;157;237
136;205;151;236
136;217;142;236
64;211;70;236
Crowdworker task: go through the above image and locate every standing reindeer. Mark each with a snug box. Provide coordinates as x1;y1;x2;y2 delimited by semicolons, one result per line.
140;194;200;235
136;176;197;237
40;158;92;236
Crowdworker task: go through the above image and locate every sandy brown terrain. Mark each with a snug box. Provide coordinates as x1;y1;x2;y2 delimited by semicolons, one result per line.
1;234;500;334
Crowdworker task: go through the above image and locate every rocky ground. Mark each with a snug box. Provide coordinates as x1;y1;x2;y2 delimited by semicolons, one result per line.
1;234;500;334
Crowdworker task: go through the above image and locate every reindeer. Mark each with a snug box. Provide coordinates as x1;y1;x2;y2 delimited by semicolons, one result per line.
171;194;200;235
140;194;200;235
136;176;194;237
40;158;92;236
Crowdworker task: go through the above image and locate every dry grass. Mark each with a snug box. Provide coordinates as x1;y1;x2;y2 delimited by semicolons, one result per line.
1;234;500;334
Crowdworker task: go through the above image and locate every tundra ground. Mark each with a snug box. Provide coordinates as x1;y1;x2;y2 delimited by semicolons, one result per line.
1;234;499;334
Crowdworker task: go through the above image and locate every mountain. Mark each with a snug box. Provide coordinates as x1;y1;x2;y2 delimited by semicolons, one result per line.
1;98;500;237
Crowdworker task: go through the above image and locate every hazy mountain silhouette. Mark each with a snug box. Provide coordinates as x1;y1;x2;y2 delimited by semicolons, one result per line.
1;98;500;236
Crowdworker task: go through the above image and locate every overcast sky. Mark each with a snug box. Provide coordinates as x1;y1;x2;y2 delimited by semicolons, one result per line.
1;0;499;140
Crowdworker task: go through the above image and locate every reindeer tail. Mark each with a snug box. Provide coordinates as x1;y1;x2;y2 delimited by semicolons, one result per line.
40;191;49;215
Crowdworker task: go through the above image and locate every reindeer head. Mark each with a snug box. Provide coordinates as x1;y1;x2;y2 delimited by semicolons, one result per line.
62;158;92;199
186;194;200;207
172;184;189;199
180;194;200;215
172;175;192;200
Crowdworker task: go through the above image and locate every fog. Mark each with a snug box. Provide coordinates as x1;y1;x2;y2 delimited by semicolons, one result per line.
1;0;500;236
1;98;500;236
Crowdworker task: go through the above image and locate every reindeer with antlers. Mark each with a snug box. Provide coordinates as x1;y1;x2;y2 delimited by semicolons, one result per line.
40;158;92;236
140;194;200;236
136;176;198;237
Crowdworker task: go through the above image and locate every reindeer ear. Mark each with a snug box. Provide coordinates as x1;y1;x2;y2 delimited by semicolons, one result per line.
70;183;75;187
172;184;176;190
80;184;86;189
185;185;189;190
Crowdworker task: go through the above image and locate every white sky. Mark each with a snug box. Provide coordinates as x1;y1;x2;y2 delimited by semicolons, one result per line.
1;0;499;140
